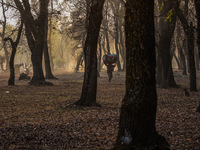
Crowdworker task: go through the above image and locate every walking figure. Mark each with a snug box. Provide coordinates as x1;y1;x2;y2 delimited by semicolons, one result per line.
103;54;117;82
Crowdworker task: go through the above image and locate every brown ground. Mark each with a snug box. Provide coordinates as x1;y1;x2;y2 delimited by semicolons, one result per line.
0;70;199;150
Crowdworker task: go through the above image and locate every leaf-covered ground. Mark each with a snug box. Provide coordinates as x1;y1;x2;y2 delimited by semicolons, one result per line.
0;70;199;150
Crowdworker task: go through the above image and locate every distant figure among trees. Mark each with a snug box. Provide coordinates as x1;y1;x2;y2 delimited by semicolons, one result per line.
103;54;117;82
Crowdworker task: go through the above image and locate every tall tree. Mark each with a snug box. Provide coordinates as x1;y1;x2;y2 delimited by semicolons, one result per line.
175;6;197;91
43;8;57;80
48;0;55;71
102;0;111;54
110;0;122;71
74;0;105;106
157;0;178;88
195;0;200;112
14;0;51;85
176;24;187;75
4;20;23;85
1;0;10;72
66;0;89;72
195;0;200;58
114;0;169;149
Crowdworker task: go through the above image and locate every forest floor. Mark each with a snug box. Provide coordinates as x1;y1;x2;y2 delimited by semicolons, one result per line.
0;69;199;150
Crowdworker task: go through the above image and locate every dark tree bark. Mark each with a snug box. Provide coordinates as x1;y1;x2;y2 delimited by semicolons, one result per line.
102;1;111;54
176;25;187;75
171;38;181;70
114;15;122;71
43;15;57;80
48;0;55;71
114;33;122;71
75;51;84;72
14;0;51;85
98;34;102;73
1;0;9;72
187;23;197;91
197;104;200;112
75;36;85;72
195;0;200;111
157;0;178;88
195;0;200;59
4;20;23;85
110;1;122;71
114;0;169;149
74;0;105;106
156;48;162;85
176;7;197;91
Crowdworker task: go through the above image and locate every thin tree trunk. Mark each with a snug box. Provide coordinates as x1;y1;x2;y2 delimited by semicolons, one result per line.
98;35;102;73
194;0;200;72
156;49;163;84
44;16;57;79
195;0;200;59
188;23;197;91
48;0;54;71
75;51;84;72
119;25;125;71
1;0;9;72
104;1;111;54
176;7;197;91
196;104;200;112
173;54;181;70
74;0;105;106
176;25;187;75
114;20;122;71
157;0;178;88
4;21;23;85
195;48;199;71
8;45;17;85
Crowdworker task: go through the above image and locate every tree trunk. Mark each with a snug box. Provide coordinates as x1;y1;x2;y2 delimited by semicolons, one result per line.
119;25;125;71
195;0;200;58
0;56;5;72
171;38;181;70
176;6;197;91
157;0;178;88
48;0;54;71
194;0;200;71
104;1;111;54
75;51;84;72
187;23;197;91
156;49;163;85
4;21;23;86
1;0;9;72
98;35;102;73
30;43;45;85
173;54;181;70
176;25;187;75
14;0;51;85
8;46;17;85
43;16;57;80
114;19;122;71
74;0;105;106
196;104;200;112
195;49;199;71
114;1;169;149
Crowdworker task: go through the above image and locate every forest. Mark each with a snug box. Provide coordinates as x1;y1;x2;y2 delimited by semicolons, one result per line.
0;0;199;149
